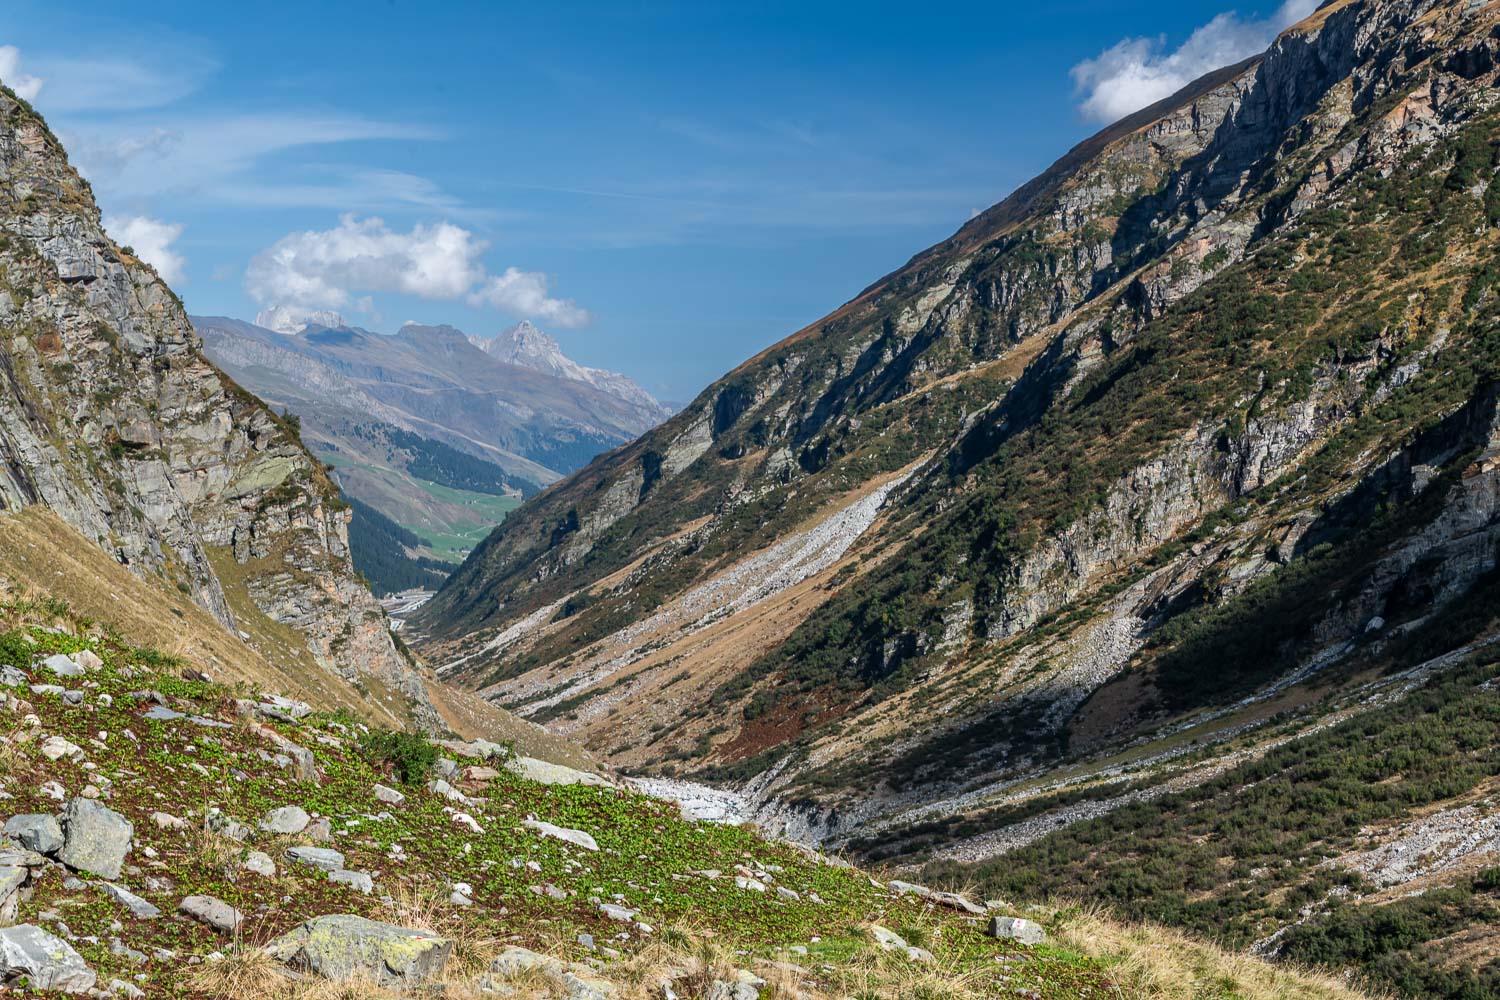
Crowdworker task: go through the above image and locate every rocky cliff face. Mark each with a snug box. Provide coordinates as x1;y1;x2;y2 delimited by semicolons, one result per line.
413;0;1500;845
0;87;438;728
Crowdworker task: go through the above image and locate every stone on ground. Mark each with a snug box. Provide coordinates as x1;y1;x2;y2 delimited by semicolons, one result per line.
989;915;1046;946
523;818;598;851
258;805;310;835
267;914;451;985
4;813;64;855
178;895;243;934
286;846;344;871
56;799;132;880
0;924;97;993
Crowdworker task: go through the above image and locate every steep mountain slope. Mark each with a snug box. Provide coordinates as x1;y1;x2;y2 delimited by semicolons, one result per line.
0;86;460;730
196;315;671;589
472;319;671;418
414;0;1500;863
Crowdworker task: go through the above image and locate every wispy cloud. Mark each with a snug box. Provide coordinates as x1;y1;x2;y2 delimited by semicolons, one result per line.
65;113;445;209
1071;0;1320;123
34;51;216;112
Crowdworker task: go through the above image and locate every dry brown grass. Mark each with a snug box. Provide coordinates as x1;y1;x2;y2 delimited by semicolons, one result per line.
1045;903;1382;1000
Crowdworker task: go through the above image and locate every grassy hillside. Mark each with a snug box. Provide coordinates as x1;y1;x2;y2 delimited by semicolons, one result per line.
0;591;1372;999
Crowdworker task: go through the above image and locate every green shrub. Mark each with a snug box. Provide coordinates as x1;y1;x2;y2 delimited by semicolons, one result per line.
360;728;438;785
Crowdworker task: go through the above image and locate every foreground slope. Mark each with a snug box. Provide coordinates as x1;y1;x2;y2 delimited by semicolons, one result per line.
0;592;1368;999
414;0;1500;845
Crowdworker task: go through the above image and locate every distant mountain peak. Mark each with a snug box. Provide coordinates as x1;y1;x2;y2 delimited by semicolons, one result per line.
472;321;669;417
255;306;347;335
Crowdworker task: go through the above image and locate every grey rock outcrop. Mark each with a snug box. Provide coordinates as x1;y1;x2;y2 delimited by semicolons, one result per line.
56;799;131;880
0;924;96;993
267;914;451;985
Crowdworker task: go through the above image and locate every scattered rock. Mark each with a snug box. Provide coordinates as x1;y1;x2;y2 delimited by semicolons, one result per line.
38;654;84;679
287;846;345;872
4;813;64;854
178;895;243;934
97;882;160;919
258;805;310;835
988;915;1046;946
485;945;616;998
523;818;598;851
372;784;405;805
507;756;612;787
329;869;374;894
870;925;909;951
57;799;132;880
39;736;84;762
243;851;276;877
0;924;97;993
267;914;451;985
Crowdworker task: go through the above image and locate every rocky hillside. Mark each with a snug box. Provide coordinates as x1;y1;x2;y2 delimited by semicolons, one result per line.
412;0;1500;905
0;86;447;729
0;592;1368;998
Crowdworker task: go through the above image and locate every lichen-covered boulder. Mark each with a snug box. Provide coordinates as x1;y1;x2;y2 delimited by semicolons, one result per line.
56;799;132;880
267;914;451;985
0;924;97;993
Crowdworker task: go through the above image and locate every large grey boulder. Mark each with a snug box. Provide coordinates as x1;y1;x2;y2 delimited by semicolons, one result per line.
56;799;132;880
0;924;97;993
258;805;310;835
988;915;1046;946
4;814;64;855
267;914;451;985
507;756;612;788
38;654;83;679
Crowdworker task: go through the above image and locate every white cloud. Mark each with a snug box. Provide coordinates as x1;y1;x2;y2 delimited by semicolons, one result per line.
103;215;186;284
1071;0;1321;123
469;268;590;328
0;45;44;102
245;215;486;313
246;215;591;329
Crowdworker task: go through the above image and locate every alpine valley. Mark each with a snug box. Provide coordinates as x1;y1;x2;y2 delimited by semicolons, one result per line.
407;0;1500;994
0;1;1498;998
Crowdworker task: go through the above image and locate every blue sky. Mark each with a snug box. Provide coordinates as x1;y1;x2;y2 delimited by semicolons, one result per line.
0;0;1314;401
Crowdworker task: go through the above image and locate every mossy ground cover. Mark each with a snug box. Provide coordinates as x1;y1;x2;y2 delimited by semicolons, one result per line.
0;604;1121;998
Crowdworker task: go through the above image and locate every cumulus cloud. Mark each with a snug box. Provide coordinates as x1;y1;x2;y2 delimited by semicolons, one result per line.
469;268;590;328
103;215;186;284
1071;0;1320;124
247;215;588;328
246;215;486;314
0;45;44;102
